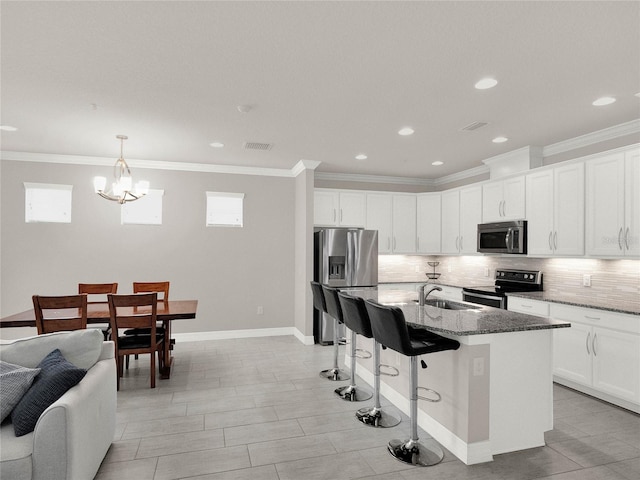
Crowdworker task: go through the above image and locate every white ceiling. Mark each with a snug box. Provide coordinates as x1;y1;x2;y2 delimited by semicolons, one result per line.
1;1;639;180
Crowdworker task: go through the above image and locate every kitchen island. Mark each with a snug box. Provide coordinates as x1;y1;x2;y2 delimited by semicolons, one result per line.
342;288;570;465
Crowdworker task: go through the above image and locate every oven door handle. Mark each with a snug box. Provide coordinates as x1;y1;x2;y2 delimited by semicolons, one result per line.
463;291;502;302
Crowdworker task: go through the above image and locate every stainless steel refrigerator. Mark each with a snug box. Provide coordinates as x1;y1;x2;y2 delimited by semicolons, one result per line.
313;228;378;344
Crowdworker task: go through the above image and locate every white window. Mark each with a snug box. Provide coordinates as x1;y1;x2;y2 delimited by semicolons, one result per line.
206;192;244;227
121;189;164;225
24;183;72;223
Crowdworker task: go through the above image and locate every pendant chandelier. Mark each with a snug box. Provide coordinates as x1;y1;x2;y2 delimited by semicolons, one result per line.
93;135;149;204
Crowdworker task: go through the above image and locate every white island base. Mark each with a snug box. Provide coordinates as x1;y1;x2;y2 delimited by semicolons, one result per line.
351;328;554;465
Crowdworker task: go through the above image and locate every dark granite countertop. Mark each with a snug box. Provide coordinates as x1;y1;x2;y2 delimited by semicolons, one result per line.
342;288;570;337
507;291;640;316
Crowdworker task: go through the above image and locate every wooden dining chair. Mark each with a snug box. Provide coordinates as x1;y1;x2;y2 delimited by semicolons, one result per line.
32;294;88;335
125;282;171;366
78;282;118;301
108;293;164;390
79;283;118;339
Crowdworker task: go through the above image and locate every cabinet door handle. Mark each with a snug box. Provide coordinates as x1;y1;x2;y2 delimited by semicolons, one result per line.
586;332;591;355
548;231;553;251
387;238;391;250
618;227;623;250
460;236;463;251
625;227;630;250
455;236;459;251
333;209;336;222
340;209;343;223
592;333;597;357
553;231;558;250
417;236;420;251
584;315;600;321
393;237;396;250
519;304;533;308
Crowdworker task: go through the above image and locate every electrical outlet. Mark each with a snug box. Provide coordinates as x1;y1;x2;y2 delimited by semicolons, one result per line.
582;274;591;287
414;265;420;273
447;263;452;273
484;267;490;277
257;306;264;315
395;353;401;366
473;357;485;376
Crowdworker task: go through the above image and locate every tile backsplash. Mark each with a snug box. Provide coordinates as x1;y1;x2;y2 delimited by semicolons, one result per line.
379;255;640;307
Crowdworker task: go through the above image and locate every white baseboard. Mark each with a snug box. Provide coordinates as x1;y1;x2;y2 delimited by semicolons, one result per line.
173;327;315;345
293;328;315;345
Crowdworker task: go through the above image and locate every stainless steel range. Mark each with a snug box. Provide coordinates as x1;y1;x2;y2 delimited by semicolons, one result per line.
462;269;543;309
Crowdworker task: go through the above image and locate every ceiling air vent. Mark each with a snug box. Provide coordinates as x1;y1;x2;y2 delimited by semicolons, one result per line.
460;121;489;132
243;141;273;151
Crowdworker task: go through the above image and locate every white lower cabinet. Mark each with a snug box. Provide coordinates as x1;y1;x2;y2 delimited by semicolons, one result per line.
551;303;640;411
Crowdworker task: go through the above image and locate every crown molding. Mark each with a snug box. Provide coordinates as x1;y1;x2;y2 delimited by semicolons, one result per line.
314;172;435;187
431;164;490;187
3;120;638;183
0;151;297;178
291;159;321;176
543;119;640;157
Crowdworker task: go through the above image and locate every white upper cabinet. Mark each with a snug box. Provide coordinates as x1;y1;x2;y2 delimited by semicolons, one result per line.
482;176;525;222
526;162;584;256
459;186;482;254
392;195;417;253
586;147;640;257
366;193;393;253
366;193;416;254
441;186;481;254
417;193;441;254
314;189;366;227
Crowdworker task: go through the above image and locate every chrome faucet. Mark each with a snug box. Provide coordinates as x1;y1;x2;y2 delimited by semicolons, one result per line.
418;284;443;306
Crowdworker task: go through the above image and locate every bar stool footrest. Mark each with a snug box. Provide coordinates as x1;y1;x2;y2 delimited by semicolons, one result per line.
351;348;372;359
379;364;400;377
417;387;441;403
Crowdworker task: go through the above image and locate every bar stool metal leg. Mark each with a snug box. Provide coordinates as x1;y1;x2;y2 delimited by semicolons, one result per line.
319;318;349;381
387;356;445;466
335;330;373;401
356;340;401;427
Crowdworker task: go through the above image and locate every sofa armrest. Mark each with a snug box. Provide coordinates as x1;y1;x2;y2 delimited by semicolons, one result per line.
31;355;116;480
99;340;115;361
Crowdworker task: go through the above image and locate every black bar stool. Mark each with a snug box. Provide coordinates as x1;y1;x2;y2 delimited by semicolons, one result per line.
323;287;372;402
310;281;348;381
338;292;401;426
364;299;460;467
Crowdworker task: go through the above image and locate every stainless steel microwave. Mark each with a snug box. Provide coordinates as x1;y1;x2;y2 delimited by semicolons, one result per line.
477;220;527;254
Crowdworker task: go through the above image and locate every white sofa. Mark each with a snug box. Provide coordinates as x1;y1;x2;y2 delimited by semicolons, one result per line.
0;329;117;480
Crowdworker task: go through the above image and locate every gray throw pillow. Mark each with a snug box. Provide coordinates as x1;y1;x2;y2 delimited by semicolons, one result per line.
0;360;41;423
11;349;86;436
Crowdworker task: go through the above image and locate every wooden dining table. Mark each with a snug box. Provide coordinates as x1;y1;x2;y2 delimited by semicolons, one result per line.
0;299;198;379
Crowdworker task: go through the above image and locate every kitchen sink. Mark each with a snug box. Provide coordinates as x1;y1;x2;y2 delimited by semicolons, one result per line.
422;299;480;310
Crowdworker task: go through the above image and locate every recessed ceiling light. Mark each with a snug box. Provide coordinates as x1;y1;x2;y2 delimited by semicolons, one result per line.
635;92;640;98
398;127;414;136
492;136;508;143
209;142;224;148
475;78;498;90
355;154;368;160
431;161;444;166
592;96;616;106
0;125;18;131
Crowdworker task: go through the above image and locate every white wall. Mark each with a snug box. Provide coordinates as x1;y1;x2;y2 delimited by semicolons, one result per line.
0;160;297;339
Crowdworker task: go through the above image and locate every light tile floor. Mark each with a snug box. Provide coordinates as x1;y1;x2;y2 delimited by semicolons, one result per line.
96;336;640;480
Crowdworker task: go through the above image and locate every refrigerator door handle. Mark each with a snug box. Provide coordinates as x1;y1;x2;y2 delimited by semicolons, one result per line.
347;230;355;285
